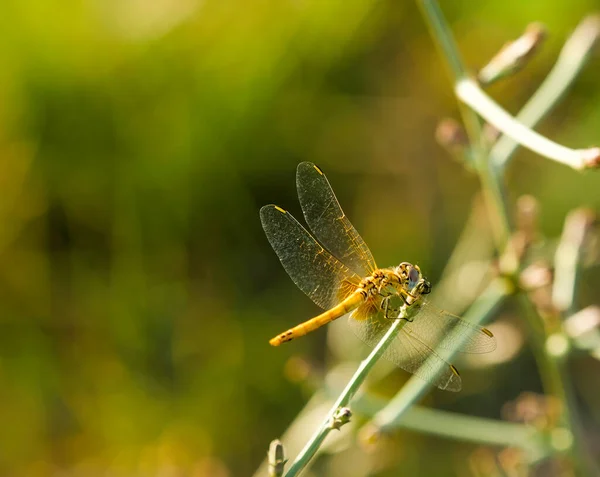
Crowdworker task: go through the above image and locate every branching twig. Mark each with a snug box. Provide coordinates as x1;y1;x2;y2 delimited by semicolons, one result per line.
456;78;600;170
387;3;598;476
418;0;512;249
491;15;600;170
552;209;598;314
361;405;549;464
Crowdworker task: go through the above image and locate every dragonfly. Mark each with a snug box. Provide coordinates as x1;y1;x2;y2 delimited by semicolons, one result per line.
260;162;496;391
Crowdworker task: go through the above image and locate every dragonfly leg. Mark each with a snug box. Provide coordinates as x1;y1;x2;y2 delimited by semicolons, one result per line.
377;281;394;297
382;296;391;318
382;297;399;321
382;295;414;322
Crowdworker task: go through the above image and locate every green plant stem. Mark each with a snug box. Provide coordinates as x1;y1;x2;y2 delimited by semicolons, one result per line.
552;209;595;314
284;316;408;477
417;0;482;161
492;15;600;170
515;296;593;474
456;78;597;171
367;278;512;432
418;0;512;248
417;0;466;80
478;164;512;248
351;393;549;462
419;4;596;474
544;209;599;475
517;208;598;475
386;406;548;463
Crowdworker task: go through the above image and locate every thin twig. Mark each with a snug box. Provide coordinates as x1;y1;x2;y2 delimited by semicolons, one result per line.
491;15;600;170
418;0;512;248
420;4;597;474
552;209;597;314
456;78;600;170
478;23;547;86
544;209;600;475
515;295;589;474
284;316;408;477
360;405;549;464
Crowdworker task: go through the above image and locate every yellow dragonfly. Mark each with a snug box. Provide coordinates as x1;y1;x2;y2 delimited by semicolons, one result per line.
260;162;496;391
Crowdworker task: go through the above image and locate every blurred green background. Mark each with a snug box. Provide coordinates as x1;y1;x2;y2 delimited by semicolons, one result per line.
1;1;600;476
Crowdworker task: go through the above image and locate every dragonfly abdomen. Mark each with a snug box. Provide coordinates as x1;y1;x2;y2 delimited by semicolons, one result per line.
269;291;365;346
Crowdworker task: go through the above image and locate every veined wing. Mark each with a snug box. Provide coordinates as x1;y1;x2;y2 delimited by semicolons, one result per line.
348;309;462;392
260;205;361;310
296;162;377;277
405;300;496;354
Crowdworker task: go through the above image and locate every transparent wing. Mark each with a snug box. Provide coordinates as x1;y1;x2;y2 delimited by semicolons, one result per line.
296;162;377;277
348;308;462;392
406;300;496;354
260;205;362;310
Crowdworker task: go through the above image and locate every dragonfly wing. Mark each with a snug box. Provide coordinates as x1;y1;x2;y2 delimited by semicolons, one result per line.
260;205;362;310
348;310;462;392
296;162;377;277
406;300;497;354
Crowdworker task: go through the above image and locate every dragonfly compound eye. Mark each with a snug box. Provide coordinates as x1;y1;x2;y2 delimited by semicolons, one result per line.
408;266;420;289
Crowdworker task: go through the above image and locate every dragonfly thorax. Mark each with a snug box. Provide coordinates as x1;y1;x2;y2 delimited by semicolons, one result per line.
359;262;431;306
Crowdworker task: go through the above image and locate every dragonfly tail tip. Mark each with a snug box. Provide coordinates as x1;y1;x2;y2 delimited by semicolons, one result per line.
269;337;281;346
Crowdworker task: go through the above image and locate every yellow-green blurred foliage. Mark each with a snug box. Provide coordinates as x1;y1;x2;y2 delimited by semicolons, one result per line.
1;1;600;476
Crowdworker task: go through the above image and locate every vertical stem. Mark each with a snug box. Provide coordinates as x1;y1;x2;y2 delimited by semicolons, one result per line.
517;296;590;474
418;0;512;248
284;317;407;477
417;2;596;475
418;0;466;79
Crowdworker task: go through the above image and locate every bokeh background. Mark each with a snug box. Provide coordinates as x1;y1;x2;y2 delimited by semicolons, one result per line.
1;1;600;476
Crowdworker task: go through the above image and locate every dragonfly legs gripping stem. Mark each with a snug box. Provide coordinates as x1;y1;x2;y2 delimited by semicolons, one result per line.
382;295;415;322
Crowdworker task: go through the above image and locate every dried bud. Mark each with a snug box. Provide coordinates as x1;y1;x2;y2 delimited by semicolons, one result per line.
478;22;546;86
563;305;600;339
435;118;473;167
502;392;561;429
482;122;501;145
519;261;553;291
468;447;498;475
268;439;287;477
580;147;600;169
498;448;527;476
436;118;468;148
329;407;352;430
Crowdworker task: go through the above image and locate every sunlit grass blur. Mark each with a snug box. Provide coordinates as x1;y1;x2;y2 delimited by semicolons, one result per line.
1;1;600;476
